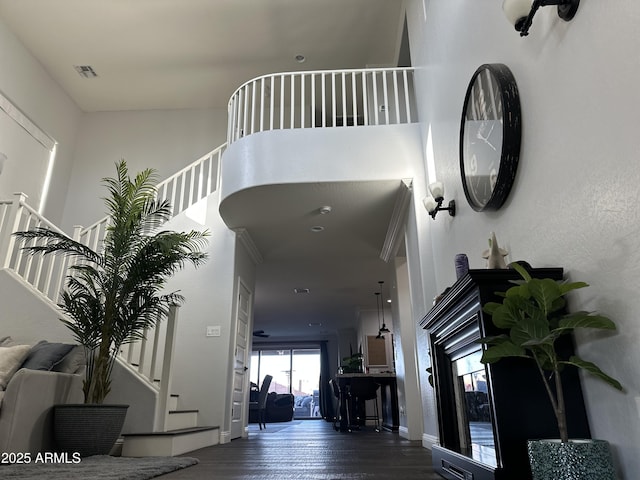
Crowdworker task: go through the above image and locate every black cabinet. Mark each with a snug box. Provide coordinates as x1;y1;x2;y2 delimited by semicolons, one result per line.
420;269;590;480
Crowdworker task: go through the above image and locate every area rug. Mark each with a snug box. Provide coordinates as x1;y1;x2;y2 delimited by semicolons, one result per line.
0;455;198;479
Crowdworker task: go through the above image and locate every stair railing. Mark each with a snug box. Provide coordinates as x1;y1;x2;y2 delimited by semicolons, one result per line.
227;67;416;145
0;192;70;303
75;144;225;255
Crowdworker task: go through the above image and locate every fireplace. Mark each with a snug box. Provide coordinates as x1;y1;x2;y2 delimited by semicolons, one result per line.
420;269;590;480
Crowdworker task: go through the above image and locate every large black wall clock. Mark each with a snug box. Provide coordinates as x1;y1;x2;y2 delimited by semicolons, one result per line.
459;63;521;212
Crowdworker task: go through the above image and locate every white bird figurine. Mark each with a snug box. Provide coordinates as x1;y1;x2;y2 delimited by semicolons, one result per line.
482;232;509;269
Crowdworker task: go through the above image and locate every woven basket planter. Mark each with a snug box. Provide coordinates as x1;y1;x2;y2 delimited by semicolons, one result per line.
54;404;129;457
528;439;617;480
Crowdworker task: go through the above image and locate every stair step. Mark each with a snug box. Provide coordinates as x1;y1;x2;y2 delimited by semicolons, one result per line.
167;409;199;431
122;426;220;457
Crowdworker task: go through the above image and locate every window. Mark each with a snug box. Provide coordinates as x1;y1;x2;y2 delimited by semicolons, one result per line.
251;348;321;419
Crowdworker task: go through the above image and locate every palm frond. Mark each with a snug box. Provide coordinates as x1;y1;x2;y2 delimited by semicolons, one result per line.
17;159;208;404
13;228;102;265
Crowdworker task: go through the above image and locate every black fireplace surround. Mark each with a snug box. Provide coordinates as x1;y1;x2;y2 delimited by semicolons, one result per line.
420;269;591;480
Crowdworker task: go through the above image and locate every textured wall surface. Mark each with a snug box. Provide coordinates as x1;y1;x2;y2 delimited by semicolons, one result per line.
405;0;640;477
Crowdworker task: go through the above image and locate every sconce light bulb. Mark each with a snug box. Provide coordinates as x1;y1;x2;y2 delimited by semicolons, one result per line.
423;195;438;214
502;0;533;27
428;182;445;201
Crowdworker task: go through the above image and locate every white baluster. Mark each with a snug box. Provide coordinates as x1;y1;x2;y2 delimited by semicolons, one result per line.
341;72;347;125
321;73;327;127
260;77;265;133
251;81;257;135
393;71;400;124
300;74;305;129
382;72;390;125
0;193;27;269
157;305;178;432
403;70;412;123
362;72;369;126
280;75;285;130
269;76;275;131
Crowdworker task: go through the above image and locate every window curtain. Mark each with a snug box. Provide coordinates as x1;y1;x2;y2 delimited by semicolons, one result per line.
319;341;335;422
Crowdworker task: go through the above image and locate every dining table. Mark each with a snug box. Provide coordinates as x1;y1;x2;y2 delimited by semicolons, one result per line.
335;372;399;432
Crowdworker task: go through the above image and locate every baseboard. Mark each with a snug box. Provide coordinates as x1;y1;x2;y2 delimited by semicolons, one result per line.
219;430;231;444
109;437;124;456
398;426;409;439
422;433;439;450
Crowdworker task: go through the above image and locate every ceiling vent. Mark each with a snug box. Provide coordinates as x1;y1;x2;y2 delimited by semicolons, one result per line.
74;65;98;78
294;288;310;294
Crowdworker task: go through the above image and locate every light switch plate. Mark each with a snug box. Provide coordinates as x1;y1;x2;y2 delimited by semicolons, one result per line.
206;326;221;337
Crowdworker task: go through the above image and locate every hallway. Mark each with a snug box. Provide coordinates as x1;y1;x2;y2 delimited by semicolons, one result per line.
160;420;441;479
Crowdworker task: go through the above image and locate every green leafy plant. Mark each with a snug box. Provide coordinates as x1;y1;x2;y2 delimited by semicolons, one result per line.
478;263;622;443
15;161;209;404
341;353;364;373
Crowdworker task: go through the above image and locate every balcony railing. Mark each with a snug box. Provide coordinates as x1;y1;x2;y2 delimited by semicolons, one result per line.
227;67;416;145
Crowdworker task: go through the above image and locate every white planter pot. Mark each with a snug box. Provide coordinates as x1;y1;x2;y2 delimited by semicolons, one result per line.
527;439;617;480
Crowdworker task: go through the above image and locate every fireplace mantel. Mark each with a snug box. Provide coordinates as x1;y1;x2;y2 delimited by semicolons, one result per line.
420;268;590;480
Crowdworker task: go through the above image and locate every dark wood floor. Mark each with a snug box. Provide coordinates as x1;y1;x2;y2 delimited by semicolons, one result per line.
160;420;442;479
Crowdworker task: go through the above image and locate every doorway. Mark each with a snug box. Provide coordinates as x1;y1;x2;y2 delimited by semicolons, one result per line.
250;348;321;420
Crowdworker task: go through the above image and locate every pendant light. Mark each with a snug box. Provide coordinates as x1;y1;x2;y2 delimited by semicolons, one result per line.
375;291;384;339
378;281;390;336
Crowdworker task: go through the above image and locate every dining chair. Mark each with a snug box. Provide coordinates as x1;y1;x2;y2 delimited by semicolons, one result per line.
255;374;273;430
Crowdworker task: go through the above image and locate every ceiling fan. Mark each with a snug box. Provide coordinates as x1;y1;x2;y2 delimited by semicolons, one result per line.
253;330;270;338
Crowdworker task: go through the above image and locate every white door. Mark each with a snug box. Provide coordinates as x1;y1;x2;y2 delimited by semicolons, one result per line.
230;280;252;439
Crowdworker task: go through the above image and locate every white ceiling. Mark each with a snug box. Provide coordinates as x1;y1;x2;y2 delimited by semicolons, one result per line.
0;0;404;111
221;181;407;339
0;1;409;341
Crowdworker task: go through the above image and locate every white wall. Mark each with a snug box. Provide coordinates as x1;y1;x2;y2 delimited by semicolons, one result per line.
391;256;425;441
220;124;420;207
62;108;228;230
0;17;81;224
405;0;640;476
162;194;239;435
0;270;74;344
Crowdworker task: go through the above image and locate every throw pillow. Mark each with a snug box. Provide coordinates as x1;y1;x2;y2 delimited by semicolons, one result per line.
0;345;32;390
52;345;86;374
21;341;75;371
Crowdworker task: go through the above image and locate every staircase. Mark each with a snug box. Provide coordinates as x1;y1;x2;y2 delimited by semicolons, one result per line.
121;393;220;457
0;145;226;456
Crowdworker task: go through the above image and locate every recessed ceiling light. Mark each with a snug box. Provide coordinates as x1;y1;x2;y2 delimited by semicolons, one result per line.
308;322;322;327
295;54;306;63
319;206;332;215
310;226;324;232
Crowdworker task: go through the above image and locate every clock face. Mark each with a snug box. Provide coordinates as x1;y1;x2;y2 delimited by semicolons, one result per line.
460;64;521;212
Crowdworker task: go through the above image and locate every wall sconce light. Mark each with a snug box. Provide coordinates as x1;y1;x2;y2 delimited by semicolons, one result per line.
0;152;6;176
503;0;579;36
423;182;456;220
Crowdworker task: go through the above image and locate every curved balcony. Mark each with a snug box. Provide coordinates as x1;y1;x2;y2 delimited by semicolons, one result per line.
220;68;421;243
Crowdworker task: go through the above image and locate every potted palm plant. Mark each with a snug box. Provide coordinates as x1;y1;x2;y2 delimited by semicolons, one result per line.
478;263;622;480
14;160;208;456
